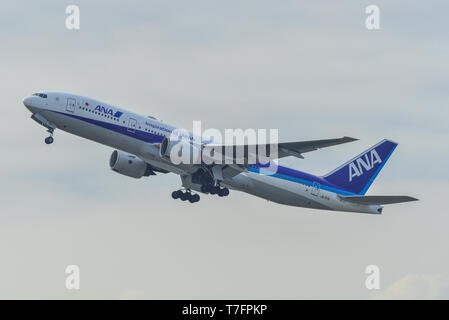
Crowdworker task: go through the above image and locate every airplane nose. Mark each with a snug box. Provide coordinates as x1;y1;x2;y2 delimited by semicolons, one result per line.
23;96;38;113
23;96;32;108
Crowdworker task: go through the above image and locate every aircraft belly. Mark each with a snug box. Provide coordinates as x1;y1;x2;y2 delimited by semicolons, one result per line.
230;171;333;210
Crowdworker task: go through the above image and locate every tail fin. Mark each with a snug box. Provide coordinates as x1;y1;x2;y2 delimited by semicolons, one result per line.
323;139;398;195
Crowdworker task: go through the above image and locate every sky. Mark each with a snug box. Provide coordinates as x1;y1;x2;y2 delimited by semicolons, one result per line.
0;0;448;299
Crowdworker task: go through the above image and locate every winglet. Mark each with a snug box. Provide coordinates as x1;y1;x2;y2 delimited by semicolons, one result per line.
342;136;358;142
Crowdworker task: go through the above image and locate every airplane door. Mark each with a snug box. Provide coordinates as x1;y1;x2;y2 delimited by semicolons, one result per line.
66;98;76;113
311;182;320;196
127;118;137;133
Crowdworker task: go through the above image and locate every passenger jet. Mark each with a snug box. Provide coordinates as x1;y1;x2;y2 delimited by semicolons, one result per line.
23;91;417;214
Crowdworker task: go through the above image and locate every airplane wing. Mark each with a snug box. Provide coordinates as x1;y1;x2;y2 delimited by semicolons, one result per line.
340;195;419;205
202;137;357;180
276;136;358;158
204;136;357;161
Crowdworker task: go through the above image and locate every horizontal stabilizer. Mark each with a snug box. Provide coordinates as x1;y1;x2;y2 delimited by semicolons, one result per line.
341;195;418;205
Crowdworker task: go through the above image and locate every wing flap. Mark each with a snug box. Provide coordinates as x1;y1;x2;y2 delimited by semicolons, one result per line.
277;136;358;158
204;136;357;161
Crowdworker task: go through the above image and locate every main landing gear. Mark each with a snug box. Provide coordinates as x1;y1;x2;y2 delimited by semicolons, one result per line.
44;129;54;145
190;168;230;197
171;185;229;204
200;185;230;197
172;190;200;203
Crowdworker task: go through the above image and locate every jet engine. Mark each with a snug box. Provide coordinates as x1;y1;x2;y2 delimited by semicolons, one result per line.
159;136;201;164
109;150;155;179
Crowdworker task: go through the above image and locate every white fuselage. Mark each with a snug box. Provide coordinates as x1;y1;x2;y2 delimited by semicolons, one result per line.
23;92;382;214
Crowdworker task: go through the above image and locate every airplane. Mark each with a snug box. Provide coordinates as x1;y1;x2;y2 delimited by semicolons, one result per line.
23;91;418;214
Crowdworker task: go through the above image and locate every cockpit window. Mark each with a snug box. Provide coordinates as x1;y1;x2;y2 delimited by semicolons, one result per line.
32;93;47;98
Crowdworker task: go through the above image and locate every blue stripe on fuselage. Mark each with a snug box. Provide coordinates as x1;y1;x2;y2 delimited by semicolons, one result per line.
248;164;356;196
48;109;165;144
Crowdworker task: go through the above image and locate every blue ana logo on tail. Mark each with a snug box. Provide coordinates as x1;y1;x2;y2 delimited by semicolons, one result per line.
348;149;382;181
323;139;397;195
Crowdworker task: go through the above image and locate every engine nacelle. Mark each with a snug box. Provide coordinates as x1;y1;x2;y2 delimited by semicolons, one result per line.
159;136;201;164
109;150;154;179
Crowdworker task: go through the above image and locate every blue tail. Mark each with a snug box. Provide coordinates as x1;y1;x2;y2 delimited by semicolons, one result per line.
323;139;398;195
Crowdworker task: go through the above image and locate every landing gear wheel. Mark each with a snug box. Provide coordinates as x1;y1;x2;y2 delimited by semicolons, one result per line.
180;192;188;201
218;187;229;197
172;190;200;203
210;186;220;195
201;185;211;194
191;194;200;203
44;136;54;144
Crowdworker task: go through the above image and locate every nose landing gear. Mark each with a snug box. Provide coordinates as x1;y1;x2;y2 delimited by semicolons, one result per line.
45;136;54;144
44;129;54;145
30;113;56;145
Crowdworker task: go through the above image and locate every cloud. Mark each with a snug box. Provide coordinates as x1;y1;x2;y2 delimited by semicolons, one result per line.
373;274;449;300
